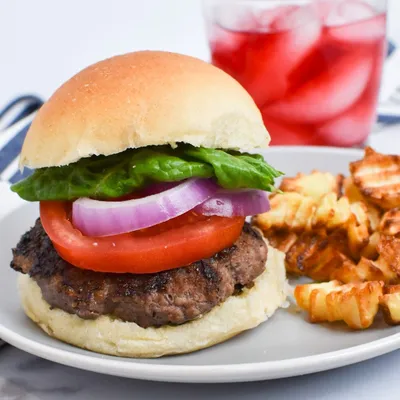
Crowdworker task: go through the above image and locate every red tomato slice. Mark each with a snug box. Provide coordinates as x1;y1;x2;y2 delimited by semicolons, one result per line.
40;201;245;274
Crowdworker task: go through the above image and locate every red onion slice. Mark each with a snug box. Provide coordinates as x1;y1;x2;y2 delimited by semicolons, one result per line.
194;189;270;217
72;179;218;237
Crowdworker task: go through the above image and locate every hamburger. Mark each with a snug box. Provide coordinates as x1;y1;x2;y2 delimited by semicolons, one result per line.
9;51;287;358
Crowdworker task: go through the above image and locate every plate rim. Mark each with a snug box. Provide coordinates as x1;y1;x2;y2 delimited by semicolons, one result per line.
2;145;398;383
253;145;365;158
2;322;400;383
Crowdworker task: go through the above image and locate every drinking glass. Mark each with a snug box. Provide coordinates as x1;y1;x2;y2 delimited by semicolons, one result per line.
203;0;387;146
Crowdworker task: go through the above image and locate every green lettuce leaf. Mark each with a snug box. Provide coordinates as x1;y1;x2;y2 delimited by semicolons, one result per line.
11;145;283;201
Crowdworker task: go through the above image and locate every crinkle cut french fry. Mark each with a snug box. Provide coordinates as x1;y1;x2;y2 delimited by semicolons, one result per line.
253;148;400;331
331;256;385;283
343;176;365;204
285;230;352;281
294;281;341;311
253;192;315;232
254;192;353;232
254;153;400;287
280;171;343;201
379;208;400;236
377;235;400;279
313;193;352;230
350;147;400;210
329;282;383;329
295;281;383;329
360;231;380;260
255;192;371;261
343;176;381;232
263;230;298;254
327;236;400;284
347;202;370;259
261;223;400;284
380;285;400;325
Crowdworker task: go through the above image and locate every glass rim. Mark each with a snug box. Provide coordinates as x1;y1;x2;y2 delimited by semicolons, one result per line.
202;0;388;25
202;0;387;6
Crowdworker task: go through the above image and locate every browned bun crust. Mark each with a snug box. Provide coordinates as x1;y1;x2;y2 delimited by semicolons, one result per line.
20;51;270;168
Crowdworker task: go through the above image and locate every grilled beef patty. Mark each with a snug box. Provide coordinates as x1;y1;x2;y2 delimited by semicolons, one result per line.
11;220;267;328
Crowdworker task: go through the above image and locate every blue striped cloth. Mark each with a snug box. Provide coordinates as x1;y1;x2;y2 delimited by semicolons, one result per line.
1;125;30;183
1;41;400;182
0;95;43;183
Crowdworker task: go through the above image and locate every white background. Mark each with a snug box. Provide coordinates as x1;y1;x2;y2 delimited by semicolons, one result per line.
0;0;399;106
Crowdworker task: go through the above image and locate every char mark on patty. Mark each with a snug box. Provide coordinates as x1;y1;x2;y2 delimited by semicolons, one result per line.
11;219;268;328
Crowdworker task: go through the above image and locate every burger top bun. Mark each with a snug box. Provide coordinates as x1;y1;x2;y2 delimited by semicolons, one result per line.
20;51;270;169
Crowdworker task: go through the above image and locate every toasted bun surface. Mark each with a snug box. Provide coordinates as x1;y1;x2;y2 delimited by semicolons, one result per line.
20;51;270;169
18;245;287;358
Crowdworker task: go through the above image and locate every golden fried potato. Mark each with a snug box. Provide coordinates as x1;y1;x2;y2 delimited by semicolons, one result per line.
255;192;372;276
295;281;384;329
265;228;398;284
253;149;400;286
343;176;381;231
330;257;384;283
280;171;343;201
263;230;298;254
295;281;341;312
380;285;400;325
254;147;400;330
284;230;353;281
253;192;314;232
379;208;400;236
350;147;400;210
255;191;372;253
383;285;400;295
332;236;400;284
377;235;400;278
313;193;352;229
254;192;352;233
360;231;380;260
329;281;383;329
347;202;370;259
367;207;382;233
284;230;325;276
343;176;365;203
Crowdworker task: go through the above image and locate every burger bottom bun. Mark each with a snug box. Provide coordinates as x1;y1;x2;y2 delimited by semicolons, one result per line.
18;245;287;358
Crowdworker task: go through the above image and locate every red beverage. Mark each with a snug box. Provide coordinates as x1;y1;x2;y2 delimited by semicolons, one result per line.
206;0;387;146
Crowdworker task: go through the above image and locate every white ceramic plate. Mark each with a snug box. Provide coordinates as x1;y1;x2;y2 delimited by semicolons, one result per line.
1;147;400;384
